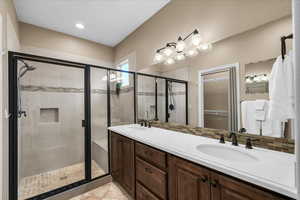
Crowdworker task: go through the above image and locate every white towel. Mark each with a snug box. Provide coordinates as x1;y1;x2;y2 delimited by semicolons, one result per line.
241;101;259;135
261;102;284;138
255;100;267;121
285;51;295;118
255;100;266;110
241;100;283;137
268;53;295;121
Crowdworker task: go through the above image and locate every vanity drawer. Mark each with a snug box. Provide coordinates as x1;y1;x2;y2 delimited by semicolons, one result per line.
136;157;167;199
135;142;166;169
136;182;160;200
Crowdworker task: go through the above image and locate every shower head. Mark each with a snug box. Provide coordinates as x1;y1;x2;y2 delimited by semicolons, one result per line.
18;60;36;79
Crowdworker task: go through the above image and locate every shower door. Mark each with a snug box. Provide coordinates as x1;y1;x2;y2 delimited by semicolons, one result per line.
14;59;87;200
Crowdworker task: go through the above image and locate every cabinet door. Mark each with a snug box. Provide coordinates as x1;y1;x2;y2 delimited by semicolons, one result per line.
210;172;286;200
168;155;210;200
121;136;135;197
111;132;122;182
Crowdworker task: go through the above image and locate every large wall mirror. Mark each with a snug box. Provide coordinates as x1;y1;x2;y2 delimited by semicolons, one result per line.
242;58;293;139
194;5;294;144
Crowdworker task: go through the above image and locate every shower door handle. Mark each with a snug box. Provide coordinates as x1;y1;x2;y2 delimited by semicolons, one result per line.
81;120;86;127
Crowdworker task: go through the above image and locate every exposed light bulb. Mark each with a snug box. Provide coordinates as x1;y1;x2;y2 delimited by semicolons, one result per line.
253;75;260;82
186;49;198;57
165;58;175;65
245;77;253;84
191;30;202;46
198;43;212;51
261;74;268;82
175;53;185;61
154;52;164;63
75;23;85;29
176;37;186;52
163;46;174;57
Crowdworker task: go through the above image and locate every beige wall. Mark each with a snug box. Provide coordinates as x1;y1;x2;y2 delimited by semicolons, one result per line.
0;0;20;199
114;0;291;70
187;16;292;126
19;22;114;67
116;14;292;126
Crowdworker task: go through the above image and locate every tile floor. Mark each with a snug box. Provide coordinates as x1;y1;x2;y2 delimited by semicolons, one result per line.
69;182;132;200
19;161;105;200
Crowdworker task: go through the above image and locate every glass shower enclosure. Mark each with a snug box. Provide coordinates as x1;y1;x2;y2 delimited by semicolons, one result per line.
8;52;136;200
8;52;187;200
136;74;188;125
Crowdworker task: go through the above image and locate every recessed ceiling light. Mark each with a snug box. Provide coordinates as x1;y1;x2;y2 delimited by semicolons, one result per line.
75;23;85;29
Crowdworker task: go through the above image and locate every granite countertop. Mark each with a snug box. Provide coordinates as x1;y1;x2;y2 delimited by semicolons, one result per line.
109;124;297;199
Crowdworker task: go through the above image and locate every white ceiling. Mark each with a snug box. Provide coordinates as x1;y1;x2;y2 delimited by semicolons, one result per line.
14;0;170;47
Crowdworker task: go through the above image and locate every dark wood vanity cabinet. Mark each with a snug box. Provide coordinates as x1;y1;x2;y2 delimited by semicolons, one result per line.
168;155;211;200
169;155;289;200
110;132;291;200
210;172;290;200
135;142;167;200
111;132;135;197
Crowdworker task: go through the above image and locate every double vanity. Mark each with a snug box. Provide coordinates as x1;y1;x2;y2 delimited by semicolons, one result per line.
109;124;296;200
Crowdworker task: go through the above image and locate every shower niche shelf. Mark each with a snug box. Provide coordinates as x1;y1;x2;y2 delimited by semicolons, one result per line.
40;108;59;123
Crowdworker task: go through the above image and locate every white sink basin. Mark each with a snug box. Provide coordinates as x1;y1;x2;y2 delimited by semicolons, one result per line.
196;144;259;163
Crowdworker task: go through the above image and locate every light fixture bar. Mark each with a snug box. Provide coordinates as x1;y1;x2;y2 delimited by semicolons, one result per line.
154;29;212;65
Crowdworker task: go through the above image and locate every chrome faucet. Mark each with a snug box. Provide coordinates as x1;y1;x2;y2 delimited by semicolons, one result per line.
229;132;238;146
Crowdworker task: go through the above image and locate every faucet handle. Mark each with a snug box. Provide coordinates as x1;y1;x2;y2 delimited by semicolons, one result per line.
245;138;253;149
245;137;259;149
229;132;238;146
219;134;225;144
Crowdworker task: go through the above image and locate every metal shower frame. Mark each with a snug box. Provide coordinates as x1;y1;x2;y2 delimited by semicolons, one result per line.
8;51;188;200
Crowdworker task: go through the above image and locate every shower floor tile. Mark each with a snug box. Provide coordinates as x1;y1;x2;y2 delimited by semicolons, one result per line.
69;182;132;200
19;161;105;200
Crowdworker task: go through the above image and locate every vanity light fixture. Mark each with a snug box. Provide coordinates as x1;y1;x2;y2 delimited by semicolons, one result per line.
165;57;175;65
154;29;213;65
261;74;269;82
245;74;269;83
154;50;164;63
176;37;186;52
198;43;213;51
186;48;198;57
75;23;85;29
191;29;202;46
175;52;185;61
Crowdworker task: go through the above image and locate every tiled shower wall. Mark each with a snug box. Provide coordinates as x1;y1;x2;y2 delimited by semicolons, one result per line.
110;72;135;126
19;61;85;179
167;82;186;124
137;76;166;122
18;62;110;179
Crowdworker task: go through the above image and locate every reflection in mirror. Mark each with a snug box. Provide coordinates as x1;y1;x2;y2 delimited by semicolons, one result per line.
203;71;229;130
167;81;187;125
245;59;275;96
199;64;239;132
242;58;293;139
